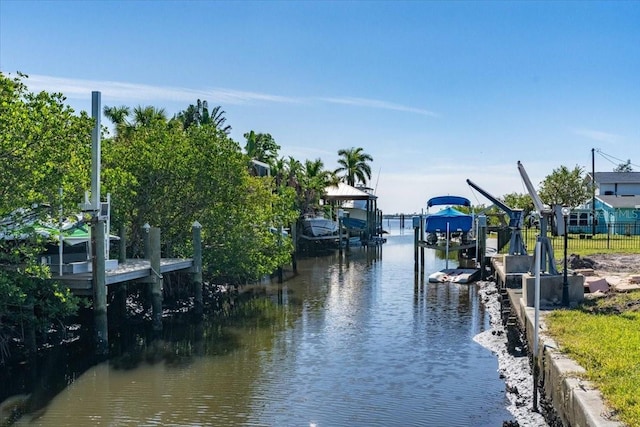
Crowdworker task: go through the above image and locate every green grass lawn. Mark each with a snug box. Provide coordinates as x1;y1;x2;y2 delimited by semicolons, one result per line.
545;293;640;427
493;231;640;424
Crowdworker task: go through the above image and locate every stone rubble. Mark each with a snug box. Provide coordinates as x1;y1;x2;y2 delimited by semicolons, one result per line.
474;280;549;427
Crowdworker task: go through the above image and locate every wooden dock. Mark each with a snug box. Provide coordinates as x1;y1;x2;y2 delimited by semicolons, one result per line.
55;258;193;295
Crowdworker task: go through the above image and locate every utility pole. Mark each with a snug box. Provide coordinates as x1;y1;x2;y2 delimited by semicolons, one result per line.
592;148;596;236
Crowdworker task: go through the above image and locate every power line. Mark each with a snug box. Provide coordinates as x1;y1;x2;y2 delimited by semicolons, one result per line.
594;149;639;170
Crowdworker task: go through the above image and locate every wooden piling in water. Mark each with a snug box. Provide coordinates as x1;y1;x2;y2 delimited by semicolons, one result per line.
192;221;203;317
291;221;298;273
338;216;343;256
477;215;487;280
414;223;419;274
149;227;163;332
419;214;425;271
119;225;126;264
92;216;108;355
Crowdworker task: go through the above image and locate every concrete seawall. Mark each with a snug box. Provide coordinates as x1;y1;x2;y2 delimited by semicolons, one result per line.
505;288;624;427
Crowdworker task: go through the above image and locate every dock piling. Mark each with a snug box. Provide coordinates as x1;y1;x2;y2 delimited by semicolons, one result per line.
119;225;126;264
150;227;163;331
414;221;419;274
192;221;203;317
91;216;108;356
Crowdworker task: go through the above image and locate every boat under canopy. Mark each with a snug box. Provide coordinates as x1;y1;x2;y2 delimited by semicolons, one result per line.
424;206;472;233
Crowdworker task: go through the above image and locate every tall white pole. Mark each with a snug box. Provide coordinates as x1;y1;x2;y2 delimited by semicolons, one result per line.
533;240;542;411
59;188;63;276
91;91;101;212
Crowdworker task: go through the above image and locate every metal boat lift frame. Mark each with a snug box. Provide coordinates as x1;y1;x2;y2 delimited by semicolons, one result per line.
466;179;528;256
517;161;558;275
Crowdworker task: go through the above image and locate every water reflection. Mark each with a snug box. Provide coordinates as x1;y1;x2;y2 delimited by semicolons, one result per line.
16;224;513;426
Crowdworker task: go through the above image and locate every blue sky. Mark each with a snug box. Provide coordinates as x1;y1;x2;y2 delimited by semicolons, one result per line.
1;1;639;214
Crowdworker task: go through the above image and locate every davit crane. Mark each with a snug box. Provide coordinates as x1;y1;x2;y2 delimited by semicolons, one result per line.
465;179;527;256
517;161;558;275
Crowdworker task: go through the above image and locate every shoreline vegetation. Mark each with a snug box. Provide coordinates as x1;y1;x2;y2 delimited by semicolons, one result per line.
0;72;374;366
3;71;640;425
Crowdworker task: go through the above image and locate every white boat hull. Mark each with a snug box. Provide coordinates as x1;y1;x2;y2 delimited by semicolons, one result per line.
428;268;480;284
302;217;338;237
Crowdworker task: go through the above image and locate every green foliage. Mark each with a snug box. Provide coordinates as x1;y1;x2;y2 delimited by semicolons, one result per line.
0;72;88;357
503;192;534;216
102;113;198;257
0;72;93;214
538;165;591;208
102;114;297;284
244;131;281;166
335;147;373;187
298;158;337;215
614;160;633;172
0;250;81;362
546;295;640;426
173;99;231;134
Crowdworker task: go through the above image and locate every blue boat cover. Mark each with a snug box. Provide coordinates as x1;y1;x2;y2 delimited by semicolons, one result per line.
342;217;366;230
425;207;472;233
427;196;471;208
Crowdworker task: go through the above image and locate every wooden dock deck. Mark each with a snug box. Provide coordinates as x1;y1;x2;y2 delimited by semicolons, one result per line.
55;258;193;295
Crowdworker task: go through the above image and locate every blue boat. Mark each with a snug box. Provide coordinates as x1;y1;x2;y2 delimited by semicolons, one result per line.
424;196;479;283
425;196;473;240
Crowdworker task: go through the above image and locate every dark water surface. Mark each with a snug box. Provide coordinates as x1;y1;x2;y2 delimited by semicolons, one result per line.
18;222;514;426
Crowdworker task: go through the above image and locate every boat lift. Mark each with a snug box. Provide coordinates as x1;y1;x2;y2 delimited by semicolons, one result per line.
517;161;558;275
466;179;527;256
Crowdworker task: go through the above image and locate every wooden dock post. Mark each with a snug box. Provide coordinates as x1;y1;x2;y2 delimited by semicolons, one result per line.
291;220;298;273
148;227;163;332
477;215;487;280
119;225;126;264
419;214;425;271
338;216;343;256
91;216;108;355
192;221;203;317
414;220;419;274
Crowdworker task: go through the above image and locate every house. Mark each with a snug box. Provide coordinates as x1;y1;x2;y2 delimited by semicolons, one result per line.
573;172;640;235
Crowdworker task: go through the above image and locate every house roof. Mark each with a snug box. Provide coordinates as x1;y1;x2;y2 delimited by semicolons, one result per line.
590;172;640;185
597;195;640;209
323;182;376;201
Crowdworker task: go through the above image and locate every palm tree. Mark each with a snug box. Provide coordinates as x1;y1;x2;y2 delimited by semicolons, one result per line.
103;105;130;126
244;131;280;165
174;103;199;130
103;105;131;136
132;106;167;127
300;158;337;214
335;147;373;187
174;100;232;134
209;105;232;135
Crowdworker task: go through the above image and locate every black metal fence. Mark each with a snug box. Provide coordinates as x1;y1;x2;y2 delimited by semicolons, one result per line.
520;223;640;252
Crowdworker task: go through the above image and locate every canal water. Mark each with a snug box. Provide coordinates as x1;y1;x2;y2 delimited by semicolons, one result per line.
16;221;527;426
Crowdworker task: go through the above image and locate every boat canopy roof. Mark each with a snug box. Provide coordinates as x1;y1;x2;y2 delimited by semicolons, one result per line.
323;182;376;201
425;207;473;233
427;196;471;208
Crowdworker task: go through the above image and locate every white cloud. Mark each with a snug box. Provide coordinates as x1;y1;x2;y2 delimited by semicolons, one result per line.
24;74;437;117
374;161;552;215
25;74;301;105
571;128;620;144
318;96;439;117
